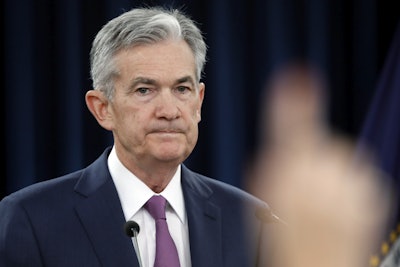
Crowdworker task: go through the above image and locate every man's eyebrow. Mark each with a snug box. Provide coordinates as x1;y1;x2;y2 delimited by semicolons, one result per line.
130;77;157;87
176;76;195;85
128;76;195;89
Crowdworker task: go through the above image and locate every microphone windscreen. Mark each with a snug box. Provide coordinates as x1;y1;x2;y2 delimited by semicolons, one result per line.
124;220;140;237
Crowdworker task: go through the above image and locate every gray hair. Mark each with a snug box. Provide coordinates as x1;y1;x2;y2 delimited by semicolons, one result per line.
90;7;207;99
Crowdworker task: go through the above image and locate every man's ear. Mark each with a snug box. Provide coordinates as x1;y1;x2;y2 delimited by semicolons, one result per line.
197;82;205;122
85;90;113;130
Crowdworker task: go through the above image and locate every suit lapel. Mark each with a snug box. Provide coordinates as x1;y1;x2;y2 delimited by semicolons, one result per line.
73;149;140;267
72;150;226;267
182;166;223;267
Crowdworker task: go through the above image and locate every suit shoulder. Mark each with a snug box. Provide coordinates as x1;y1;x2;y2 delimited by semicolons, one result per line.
1;169;83;205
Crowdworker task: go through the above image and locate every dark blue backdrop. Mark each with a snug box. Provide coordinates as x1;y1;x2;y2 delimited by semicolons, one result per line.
3;0;399;199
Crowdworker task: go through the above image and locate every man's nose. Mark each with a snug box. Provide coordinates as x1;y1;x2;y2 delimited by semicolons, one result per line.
155;90;180;120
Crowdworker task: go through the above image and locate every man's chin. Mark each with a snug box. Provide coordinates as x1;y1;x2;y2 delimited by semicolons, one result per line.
152;149;190;164
147;140;193;162
150;147;181;159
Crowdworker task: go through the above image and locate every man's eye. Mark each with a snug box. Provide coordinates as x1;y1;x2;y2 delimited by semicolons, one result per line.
176;86;190;93
136;87;150;94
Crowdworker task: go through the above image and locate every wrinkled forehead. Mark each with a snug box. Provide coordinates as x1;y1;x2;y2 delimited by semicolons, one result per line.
112;40;198;84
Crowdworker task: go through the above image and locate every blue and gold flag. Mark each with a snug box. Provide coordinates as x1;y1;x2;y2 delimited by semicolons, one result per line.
358;20;400;267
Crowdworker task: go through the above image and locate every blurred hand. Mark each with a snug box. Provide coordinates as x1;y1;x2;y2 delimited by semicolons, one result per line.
247;63;391;267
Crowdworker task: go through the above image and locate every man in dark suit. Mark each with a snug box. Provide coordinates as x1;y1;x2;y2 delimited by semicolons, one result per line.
0;6;271;267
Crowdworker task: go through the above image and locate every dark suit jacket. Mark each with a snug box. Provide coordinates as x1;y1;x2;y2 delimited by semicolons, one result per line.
0;147;269;267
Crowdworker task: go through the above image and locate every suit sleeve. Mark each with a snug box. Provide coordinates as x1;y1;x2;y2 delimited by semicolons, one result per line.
0;196;43;266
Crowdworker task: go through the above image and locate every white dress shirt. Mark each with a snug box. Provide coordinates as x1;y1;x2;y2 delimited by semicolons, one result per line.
108;146;191;267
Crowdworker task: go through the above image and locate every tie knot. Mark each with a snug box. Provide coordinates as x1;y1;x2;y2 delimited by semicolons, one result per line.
145;195;167;220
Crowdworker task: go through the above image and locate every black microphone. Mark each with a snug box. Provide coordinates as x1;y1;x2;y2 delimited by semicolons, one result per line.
124;220;140;237
124;221;143;267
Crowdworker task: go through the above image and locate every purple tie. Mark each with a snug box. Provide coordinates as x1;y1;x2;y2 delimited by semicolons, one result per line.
145;195;180;267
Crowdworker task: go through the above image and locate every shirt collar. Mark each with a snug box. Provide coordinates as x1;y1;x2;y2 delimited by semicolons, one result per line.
108;146;186;223
159;166;185;223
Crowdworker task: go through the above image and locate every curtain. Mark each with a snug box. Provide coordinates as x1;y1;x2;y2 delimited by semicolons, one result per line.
3;0;399;197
